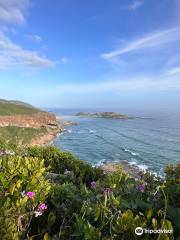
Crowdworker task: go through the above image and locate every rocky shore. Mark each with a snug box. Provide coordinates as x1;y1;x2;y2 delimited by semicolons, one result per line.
30;127;61;146
101;160;144;178
31;117;77;146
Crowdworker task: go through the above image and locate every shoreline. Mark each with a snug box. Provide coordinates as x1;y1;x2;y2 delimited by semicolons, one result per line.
100;160;143;178
100;160;162;178
31;116;77;146
30;128;62;146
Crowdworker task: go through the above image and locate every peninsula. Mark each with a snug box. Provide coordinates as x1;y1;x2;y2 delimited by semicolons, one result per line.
76;111;133;119
0;99;62;145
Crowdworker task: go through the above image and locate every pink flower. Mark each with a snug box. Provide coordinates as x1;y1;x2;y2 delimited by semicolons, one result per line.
137;183;146;193
38;203;48;211
26;192;35;199
34;203;48;217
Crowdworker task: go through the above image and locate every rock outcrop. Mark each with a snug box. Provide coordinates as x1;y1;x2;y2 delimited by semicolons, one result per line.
0;112;58;129
76;112;134;119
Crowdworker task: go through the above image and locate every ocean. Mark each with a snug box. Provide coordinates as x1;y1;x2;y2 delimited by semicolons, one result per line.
48;108;180;175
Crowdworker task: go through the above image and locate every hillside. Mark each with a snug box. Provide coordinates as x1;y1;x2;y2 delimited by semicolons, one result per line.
0;99;34;108
0;100;39;116
0;126;48;145
0;99;61;145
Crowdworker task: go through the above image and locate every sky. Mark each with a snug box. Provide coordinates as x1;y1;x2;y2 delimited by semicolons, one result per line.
0;0;180;109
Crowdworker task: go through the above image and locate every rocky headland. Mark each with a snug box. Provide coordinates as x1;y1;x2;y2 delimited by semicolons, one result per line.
76;111;134;119
0;100;67;145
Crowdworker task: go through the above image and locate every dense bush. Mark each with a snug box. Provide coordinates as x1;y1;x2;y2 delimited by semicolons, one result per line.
27;146;104;185
0;144;179;240
0;154;50;239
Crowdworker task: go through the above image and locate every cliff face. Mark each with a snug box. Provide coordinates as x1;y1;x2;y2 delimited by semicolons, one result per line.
0;100;63;145
0;112;58;128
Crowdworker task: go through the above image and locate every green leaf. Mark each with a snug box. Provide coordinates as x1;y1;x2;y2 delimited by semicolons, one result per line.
43;233;49;240
146;208;153;221
48;212;56;227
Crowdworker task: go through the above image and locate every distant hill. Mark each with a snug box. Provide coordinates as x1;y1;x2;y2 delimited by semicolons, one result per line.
0;99;39;116
0;99;34;108
76;111;133;119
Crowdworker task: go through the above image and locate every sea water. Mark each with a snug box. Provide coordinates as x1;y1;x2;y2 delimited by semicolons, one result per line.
49;108;180;175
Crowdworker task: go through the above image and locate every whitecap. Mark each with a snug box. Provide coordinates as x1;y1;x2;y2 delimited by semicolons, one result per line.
123;148;139;156
89;130;97;133
129;161;137;165
93;159;106;167
138;164;148;171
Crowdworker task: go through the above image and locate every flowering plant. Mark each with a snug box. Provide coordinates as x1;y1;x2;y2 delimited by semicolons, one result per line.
0;156;51;239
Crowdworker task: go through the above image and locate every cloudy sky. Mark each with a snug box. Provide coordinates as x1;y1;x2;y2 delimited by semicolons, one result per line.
0;0;180;108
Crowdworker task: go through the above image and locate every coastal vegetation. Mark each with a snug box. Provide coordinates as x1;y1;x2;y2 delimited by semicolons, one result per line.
0;142;179;240
0;101;39;116
0;126;48;145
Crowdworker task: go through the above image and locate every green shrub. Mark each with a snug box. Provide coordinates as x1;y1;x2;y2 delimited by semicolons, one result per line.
0;155;51;240
0;144;178;240
27;146;104;185
164;164;180;237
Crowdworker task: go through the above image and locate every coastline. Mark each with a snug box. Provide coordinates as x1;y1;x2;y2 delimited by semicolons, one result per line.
31;116;77;146
30;128;62;146
100;160;143;178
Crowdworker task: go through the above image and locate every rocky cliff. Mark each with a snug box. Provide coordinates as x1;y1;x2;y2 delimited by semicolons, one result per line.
0;100;62;145
0;112;58;128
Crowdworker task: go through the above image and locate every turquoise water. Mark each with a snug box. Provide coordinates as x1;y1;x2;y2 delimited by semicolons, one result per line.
50;108;180;175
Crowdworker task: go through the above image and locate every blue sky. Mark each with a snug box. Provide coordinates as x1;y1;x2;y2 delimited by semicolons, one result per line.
0;0;180;108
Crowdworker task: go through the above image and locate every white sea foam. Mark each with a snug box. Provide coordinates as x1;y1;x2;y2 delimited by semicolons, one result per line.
93;158;162;178
124;148;139;156
127;158;148;172
138;164;148;171
93;159;106;167
57;132;62;137
89;130;97;133
129;161;137;165
129;159;162;177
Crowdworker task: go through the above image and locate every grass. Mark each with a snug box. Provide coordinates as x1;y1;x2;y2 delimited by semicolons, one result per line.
0;126;47;144
0;102;39;116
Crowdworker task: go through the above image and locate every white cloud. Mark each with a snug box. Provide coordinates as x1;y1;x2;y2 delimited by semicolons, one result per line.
26;34;42;43
53;75;180;95
128;0;144;11
101;26;180;59
0;31;55;68
0;0;30;25
165;66;180;76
